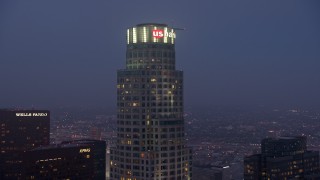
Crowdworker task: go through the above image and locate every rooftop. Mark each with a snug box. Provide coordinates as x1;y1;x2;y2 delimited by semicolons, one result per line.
136;23;168;27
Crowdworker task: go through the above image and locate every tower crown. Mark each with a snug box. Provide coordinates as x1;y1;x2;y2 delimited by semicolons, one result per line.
127;23;176;44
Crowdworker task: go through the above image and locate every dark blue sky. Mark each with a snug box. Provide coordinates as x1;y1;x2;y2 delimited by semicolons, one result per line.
0;0;319;109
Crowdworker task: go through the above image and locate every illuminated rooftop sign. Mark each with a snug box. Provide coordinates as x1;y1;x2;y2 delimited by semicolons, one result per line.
16;113;48;117
152;30;164;38
152;29;176;39
127;24;176;44
79;148;91;153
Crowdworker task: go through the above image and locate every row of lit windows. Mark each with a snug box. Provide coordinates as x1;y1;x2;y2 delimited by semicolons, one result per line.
118;98;182;104
117;90;181;96
117;106;183;112
117;119;184;129
118;84;181;90
126;64;175;70
127;43;174;50
126;59;175;67
120;112;176;117
117;114;182;120
118;133;184;140
118;76;182;83
119;103;182;109
117;101;183;107
119;90;182;96
118;109;183;117
117;127;183;133
119;165;184;174
116;151;187;160
118;139;183;146
111;156;191;166
117;145;183;152
126;64;175;71
115;173;184;180
126;50;175;59
118;101;183;107
117;95;181;101
118;113;182;119
117;89;181;96
36;157;62;162
118;119;183;125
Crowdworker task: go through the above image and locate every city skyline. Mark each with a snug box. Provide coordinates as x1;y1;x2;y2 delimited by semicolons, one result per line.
1;0;320;109
1;1;320;179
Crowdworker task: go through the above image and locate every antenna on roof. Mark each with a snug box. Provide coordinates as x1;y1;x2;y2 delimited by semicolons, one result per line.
173;27;185;31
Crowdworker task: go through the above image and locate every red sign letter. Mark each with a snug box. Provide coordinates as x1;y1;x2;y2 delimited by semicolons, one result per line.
152;30;164;38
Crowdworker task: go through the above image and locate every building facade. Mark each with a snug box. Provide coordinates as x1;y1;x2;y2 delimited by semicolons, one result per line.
244;136;320;179
110;23;192;180
0;109;50;179
24;140;106;179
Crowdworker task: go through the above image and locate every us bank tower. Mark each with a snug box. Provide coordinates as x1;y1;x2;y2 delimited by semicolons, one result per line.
110;23;192;180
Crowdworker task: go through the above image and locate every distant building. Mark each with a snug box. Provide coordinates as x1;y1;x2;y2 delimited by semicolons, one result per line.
0;109;50;179
24;139;106;179
244;136;320;179
90;127;102;140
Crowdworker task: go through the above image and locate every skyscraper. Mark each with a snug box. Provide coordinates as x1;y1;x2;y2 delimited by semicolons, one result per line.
244;136;320;179
0;109;50;179
24;140;106;179
110;23;192;180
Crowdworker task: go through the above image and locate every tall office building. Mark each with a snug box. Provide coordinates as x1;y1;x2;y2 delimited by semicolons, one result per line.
0;109;50;179
244;136;320;179
110;23;192;180
24;140;106;179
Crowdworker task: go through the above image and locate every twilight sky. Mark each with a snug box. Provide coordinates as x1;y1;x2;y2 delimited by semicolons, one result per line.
0;0;319;109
